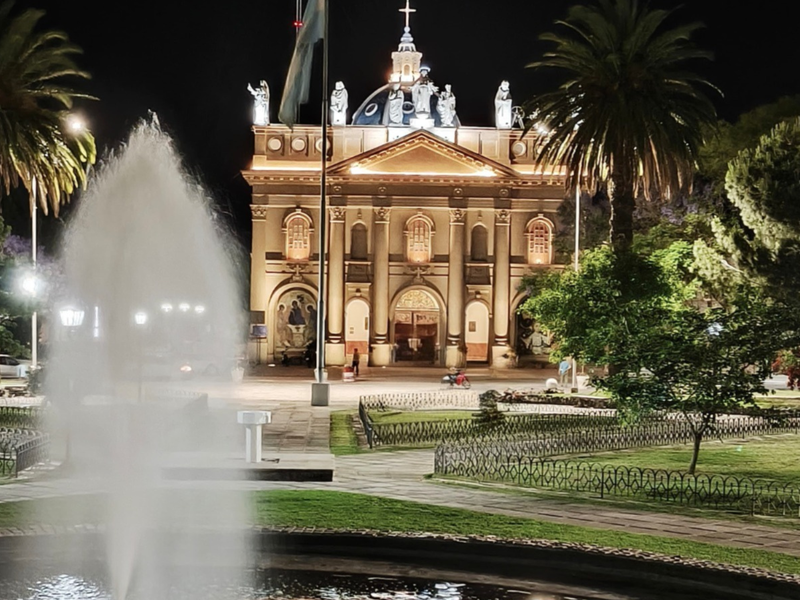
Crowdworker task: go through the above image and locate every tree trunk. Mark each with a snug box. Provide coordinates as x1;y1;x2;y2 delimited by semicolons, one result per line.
688;431;703;475
609;170;635;254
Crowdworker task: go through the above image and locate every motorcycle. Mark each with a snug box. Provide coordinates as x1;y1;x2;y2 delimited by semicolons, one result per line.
442;369;471;389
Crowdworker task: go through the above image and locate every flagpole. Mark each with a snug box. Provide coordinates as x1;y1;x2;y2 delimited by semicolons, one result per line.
312;0;330;404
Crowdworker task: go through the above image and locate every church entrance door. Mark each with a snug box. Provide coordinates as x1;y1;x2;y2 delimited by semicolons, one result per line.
393;289;440;363
345;298;370;361
465;301;489;362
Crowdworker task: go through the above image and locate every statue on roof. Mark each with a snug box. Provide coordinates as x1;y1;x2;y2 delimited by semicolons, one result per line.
247;80;270;126
495;81;513;130
387;83;405;126
437;84;457;127
330;81;348;126
411;66;438;117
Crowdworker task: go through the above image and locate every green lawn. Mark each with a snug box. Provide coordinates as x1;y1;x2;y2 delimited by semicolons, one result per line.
756;392;800;409
369;410;475;424
577;435;800;485
330;410;361;456
1;490;799;575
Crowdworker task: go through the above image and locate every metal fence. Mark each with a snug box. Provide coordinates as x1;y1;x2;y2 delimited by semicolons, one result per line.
0;428;50;476
0;406;41;430
435;413;800;476
438;457;800;517
360;402;620;448
360;391;480;412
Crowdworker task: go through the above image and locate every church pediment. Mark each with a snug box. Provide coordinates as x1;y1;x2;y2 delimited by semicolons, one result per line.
327;130;520;179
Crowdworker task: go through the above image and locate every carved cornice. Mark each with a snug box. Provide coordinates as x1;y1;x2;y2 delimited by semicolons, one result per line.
496;209;511;225
250;205;268;220
374;207;392;223
449;208;466;224
329;206;347;222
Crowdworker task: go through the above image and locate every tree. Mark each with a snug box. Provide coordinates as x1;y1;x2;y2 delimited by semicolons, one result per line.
526;0;717;252
694;118;800;303
0;0;96;215
522;244;797;473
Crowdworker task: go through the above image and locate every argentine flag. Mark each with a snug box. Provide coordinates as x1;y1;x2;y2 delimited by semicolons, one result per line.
279;0;325;128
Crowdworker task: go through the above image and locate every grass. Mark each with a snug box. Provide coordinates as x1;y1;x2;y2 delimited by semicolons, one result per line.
330;410;362;456
2;490;799;575
576;435;800;485
369;410;475;424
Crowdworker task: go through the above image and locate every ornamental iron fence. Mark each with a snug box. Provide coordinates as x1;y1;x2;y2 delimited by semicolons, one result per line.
0;429;49;476
0;406;41;430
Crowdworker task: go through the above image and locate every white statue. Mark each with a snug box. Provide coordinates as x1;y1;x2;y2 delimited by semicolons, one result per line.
330;81;348;126
387;84;405;126
411;67;438;117
495;80;513;129
248;80;270;126
437;84;457;127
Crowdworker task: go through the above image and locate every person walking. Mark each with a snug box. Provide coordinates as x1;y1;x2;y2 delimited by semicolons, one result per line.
352;348;361;377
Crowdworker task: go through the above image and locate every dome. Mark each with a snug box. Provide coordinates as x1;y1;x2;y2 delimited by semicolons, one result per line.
352;83;461;128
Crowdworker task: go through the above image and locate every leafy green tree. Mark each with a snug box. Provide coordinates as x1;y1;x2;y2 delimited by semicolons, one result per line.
694;118;800;303
522;244;797;473
526;0;717;252
0;0;96;215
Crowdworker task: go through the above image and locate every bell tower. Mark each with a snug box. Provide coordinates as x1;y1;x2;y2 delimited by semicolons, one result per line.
390;0;422;83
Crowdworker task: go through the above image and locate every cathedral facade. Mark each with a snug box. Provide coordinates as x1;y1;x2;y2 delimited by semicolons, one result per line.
243;8;566;369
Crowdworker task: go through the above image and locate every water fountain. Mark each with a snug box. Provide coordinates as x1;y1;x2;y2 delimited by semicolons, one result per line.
36;120;249;600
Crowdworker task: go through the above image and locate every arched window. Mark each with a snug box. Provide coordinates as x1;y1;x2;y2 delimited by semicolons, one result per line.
406;215;433;263
351;223;368;260
470;225;488;262
285;213;312;261
526;217;553;265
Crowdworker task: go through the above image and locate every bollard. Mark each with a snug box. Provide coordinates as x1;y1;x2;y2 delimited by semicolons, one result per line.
236;410;271;463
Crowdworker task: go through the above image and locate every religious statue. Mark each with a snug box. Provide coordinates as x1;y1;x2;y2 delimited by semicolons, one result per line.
495;80;513;129
411;67;438;117
387;84;405;126
330;81;348;126
247;80;270;126
437;84;457;127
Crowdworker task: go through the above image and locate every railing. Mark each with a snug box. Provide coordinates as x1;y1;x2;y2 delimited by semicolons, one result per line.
0;428;49;476
0;406;42;429
360;391;480;412
437;457;800;517
435;413;800;481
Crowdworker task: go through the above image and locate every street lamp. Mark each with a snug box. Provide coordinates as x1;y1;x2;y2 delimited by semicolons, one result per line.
59;306;85;468
134;311;147;402
194;305;205;315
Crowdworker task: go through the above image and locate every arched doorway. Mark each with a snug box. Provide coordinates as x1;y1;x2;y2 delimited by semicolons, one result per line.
393;288;440;363
272;288;317;360
465;301;490;362
345;298;370;360
514;296;552;367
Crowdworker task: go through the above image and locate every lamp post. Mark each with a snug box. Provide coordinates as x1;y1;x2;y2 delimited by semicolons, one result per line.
59;306;85;467
134;311;148;403
572;185;580;392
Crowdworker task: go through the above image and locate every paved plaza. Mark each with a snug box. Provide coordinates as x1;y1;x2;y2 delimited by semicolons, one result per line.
2;370;799;560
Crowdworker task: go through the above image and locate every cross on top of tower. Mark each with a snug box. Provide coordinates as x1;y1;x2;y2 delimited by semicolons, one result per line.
399;0;416;31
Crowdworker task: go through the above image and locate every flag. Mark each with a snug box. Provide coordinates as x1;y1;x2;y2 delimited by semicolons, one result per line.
279;0;325;128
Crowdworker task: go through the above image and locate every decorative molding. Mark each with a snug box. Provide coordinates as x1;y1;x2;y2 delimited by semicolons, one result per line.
375;207;392;223
332;184;343;194
378;186;388;195
499;188;510;197
496;209;511;225
329;206;346;222
449;208;466;224
285;263;308;282
453;187;463;197
405;265;431;284
250;205;268;220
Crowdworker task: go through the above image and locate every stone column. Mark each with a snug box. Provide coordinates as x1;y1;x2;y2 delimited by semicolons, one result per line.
492;209;513;367
445;209;466;368
250;205;268;363
371;207;392;366
326;206;346;366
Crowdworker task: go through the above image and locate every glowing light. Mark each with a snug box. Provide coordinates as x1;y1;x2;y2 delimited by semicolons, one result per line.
349;166;497;177
134;311;148;326
59;307;85;328
161;303;173;313
179;302;191;312
66;114;85;133
194;305;206;314
293;20;303;28
21;274;39;296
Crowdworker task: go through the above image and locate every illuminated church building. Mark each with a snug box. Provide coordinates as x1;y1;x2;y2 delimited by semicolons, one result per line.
243;6;565;369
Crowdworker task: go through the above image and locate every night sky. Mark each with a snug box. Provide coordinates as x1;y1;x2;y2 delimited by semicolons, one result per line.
15;0;800;249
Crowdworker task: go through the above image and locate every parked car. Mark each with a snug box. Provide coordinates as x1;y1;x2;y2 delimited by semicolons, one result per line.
0;355;30;378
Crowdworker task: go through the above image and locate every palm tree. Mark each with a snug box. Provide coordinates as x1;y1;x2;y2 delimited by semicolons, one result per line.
526;0;717;252
0;0;96;216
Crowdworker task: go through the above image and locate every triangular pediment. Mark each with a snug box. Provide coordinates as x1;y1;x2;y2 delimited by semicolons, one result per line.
328;130;519;179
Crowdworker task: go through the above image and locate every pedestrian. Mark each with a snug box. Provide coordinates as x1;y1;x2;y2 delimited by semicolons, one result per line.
559;359;571;386
352;348;361;377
